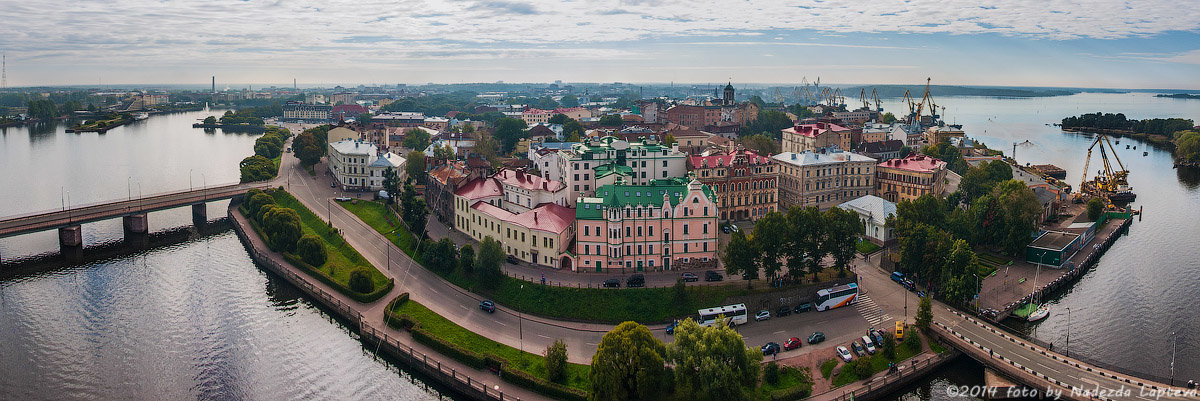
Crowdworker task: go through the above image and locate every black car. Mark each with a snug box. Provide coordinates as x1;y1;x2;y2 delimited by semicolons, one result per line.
603;278;621;288
793;302;812;314
666;320;679;335
807;332;826;344
681;272;699;282
761;342;781;356
479;300;496;313
506;255;520;264
777;306;792;317
626;274;645;288
704;270;723;282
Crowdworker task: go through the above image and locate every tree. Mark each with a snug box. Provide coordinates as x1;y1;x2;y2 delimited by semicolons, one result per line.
668;318;762;400
1087;197;1104;221
432;143;455;161
405;151;427;184
898;146;914;158
382;167;401;204
590;321;671;401
940;239;980;306
991;180;1040;255
357;113;372;125
916;295;932;333
881;112;897;124
752;212;788;280
881;332;897;361
422;238;459;273
722;231;759;283
473;131;501;164
738;110;793;139
563;120;584;141
402;128;431;150
494;117;529;154
1175;130;1200;163
823;207;862;276
545;339;568;383
662;133;675;147
737;133;779;155
263;207;302;252
246;192;276;220
296;234;327;267
560;94;580;108
597;114;623;127
400;180;428;236
903;328;922;353
548;113;572;125
293;132;324;167
534;95;559;110
763;362;781;386
796;207;828;281
348;268;375;293
239;155;277;182
458;244;475;275
203;116;217;125
476;236;505;289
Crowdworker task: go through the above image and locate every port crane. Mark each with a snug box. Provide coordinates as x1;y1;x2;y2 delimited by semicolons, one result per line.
1078;134;1134;202
871;88;882;112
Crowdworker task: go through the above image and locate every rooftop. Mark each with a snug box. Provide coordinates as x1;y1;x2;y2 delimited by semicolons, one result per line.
453;177;503;200
772;149;876;167
576;177;715;219
837;195;896;226
494;169;565;192
877;154;947;173
1030;230;1080;252
689;148;773;168
428;162;468;186
782;122;849;138
329;139;375;156
472;202;574;233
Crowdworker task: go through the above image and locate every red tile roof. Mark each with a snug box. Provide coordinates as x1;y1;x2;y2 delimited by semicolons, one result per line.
688;148;773;168
471;202;574;233
453;177;503;200
878;154;947;173
782;122;849;138
494;169;565;192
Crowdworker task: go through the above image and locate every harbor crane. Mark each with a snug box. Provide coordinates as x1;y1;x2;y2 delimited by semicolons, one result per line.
1079;134;1134;202
871;88;882;112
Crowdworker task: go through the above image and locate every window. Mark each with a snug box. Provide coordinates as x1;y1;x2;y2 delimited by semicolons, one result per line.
626;227;631;237
683;224;689;235
662;161;668;167
703;223;708;234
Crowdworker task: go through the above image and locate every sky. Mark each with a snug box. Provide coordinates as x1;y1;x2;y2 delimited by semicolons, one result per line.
1;0;1199;89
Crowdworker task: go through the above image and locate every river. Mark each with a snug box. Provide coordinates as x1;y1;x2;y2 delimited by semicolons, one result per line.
0;110;445;400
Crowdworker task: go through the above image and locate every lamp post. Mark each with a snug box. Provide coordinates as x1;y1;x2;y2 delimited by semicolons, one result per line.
189;168;193;191
519;284;524;353
1065;307;1071;356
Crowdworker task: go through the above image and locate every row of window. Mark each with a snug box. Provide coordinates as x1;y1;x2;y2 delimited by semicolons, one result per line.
581;241;711;256
878;172;933;185
721;193;774;208
716;180;775;192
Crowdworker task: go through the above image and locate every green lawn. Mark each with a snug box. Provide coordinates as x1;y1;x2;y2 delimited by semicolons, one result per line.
391;298;591;392
820;358;838;379
338;200;423;258
758;365;813;401
266;191;390;292
855;240;881;255
831;333;924;387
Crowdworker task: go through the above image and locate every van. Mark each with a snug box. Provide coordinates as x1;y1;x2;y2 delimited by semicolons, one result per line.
626;274;645;288
891;271;905;283
895;320;905;341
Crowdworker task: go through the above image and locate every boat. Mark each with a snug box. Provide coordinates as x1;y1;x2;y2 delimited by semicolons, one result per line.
1144;151;1149;156
1027;305;1050;322
133;112;149;120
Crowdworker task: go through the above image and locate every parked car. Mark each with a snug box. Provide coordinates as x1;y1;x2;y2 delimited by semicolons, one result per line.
479;300;496;313
836;346;854;362
808;332;826;344
851;341;866;357
777;306;792;317
722;225;731;234
761;342;781;356
895;321;906;341
902;279;916;291
861;336;877;354
626;274;645;288
666;320;679;335
754;310;771;321
793;302;812;314
681;272;699;282
869;329;885;346
705;270;723;282
330;181;337;188
506;255;520;264
784;337;803;351
334;197;351;202
891;271;905;283
603;278;621;288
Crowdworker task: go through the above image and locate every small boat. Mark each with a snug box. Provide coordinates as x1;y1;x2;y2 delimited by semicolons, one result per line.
133;112;149;120
1127;144;1131;149
1027;305;1050;322
1143;151;1149;156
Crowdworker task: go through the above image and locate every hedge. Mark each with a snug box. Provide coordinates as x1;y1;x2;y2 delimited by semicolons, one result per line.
499;364;587;401
770;385;813;401
281;252;394;303
410;325;487;369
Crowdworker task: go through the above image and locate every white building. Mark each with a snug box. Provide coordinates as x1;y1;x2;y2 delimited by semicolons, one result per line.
367;152;406;191
329;139;404;191
558;136;688;205
837;195;897;245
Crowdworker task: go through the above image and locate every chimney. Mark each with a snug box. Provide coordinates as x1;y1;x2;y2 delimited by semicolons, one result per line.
533;212;538;222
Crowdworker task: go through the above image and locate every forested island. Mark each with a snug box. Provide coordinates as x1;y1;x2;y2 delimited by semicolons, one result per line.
1155;93;1200;99
1060;112;1199;166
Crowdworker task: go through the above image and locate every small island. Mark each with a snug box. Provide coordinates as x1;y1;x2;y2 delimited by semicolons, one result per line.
193;107;276;133
67;112;132;133
1060;112;1200;167
1155;93;1200;99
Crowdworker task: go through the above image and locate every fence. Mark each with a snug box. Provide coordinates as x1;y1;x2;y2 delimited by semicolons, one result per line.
823;350;960;401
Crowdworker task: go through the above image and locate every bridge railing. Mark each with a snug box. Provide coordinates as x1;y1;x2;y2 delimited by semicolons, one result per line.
0;182;255;222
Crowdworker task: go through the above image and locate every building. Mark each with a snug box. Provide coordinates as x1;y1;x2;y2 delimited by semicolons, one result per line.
452;170;574;268
781;122;851;154
327;126;360;143
687;148;778;221
332;104;369;121
559;136;688;205
660;83;758;130
426;161;473;223
832;110;876;124
331;92;358;105
857;140;906;161
574;178;719;272
875;154;948;203
424;117;450;132
773;148;877;211
305;94;327;104
666;128;716;154
328;140;403;191
924;125;965;145
551;107;592;121
634;100;661;123
282;102;332;122
861;122;904;144
528;142;579;184
373;112;425;128
837;195;897;245
521;108;552;125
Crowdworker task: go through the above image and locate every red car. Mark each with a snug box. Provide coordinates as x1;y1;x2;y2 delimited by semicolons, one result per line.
783;337;803;351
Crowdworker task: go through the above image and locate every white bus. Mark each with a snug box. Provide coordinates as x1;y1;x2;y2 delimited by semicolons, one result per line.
697;303;748;327
815;283;859;311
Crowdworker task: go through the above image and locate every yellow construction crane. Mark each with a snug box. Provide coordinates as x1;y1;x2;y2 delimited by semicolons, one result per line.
871;88;882;112
1079;134;1134;201
860;88;870;110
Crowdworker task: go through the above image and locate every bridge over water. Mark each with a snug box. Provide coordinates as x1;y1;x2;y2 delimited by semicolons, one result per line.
0;182;269;260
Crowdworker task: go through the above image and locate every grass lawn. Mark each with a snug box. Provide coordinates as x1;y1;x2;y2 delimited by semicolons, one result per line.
831;334;925;387
855;240;881;255
820;358;838;379
758;365;813;401
266;191;390;291
391;298;591;392
930;342;948;354
338;200;423;258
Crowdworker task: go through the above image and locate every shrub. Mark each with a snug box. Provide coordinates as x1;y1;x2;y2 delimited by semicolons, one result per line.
820;358;838;379
348;268;375;294
296;234;327;267
764;361;781;385
1087;197;1103;221
499;364;587;401
264;207;302;252
904;331;922;353
853;359;872;378
881;332;897;361
247;192;275;219
545;339;568;383
458;245;475;275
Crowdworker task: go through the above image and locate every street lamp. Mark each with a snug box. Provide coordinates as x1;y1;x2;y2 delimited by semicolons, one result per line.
1065;307;1071;357
519;284;524;353
189;168;193;191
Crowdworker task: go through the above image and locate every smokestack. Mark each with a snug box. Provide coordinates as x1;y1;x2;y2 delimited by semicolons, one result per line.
211;76;215;93
293;78;297;90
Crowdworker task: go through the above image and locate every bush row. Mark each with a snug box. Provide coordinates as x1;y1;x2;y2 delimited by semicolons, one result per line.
770;385;812;401
281;245;394;303
499;364;587;401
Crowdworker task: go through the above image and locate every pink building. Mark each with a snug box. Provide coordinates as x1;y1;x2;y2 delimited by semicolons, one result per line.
573;178;718;272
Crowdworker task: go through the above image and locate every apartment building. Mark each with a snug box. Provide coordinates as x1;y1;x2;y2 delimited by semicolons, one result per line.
773;148;877;211
875;154;948;203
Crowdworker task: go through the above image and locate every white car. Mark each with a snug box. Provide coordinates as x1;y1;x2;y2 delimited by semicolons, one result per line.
754;310;771;321
837;346;854;362
861;336;877;354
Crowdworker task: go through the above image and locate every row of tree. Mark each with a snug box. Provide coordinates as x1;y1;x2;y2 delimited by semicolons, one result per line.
1175;130;1200;163
723;206;863;284
293;125;331;167
239;126;291;182
1062;112;1194;136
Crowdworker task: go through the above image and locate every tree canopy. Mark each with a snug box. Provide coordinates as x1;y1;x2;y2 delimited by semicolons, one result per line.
597;114;623;127
402;128;431;150
737;134;779;155
669;318;761;400
738;110;793;139
494;117;529;154
589;321;671;401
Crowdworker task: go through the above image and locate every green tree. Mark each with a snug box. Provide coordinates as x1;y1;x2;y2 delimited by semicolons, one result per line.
763;362;781;386
722;231;759;283
348;268;375;293
382;167;401;204
589;321;671;401
991;180;1040;255
293;132;324;167
405;150;427;184
1087;197;1104;221
400;179;428;236
668;318;761;400
246;192;276;220
548;113;572;125
737;133;779;155
794;206;829;281
1175;130;1200;163
534;95;559;110
494;117;529;154
545;339;569;383
940;239;980;306
881;112;897;124
458;244;475;275
239;155;277;182
263;207;302;252
903;329;922;353
296;234;327;267
203;116;217;125
476;236;505;290
823;207;862;276
881;332;897;361
474;131;501;164
597;114;623;127
357;113;372;125
563;120;584;141
432;143;455;161
915;295;932;333
752;212;788;280
422;238;458;273
662;133;675;147
560;94;580;108
402;128;431;150
738;110;793;139
899;146;914;158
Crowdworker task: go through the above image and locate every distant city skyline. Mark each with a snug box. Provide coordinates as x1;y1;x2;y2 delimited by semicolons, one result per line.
1;0;1198;89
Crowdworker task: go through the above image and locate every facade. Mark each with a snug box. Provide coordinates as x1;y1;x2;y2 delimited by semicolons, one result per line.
452;170;574;268
574;178;719;272
837;195;897;245
781;122;851;154
687;148;778;221
559;136;688;205
773;149;877;211
660;84;758;130
832;110;876;124
924;125;965;145
424;117;450;132
366;152;405;191
875;154;948;203
551;107;592;121
373;112;425;128
328;140;403;191
283;102;332;122
426;161;472;223
857;140;906;161
330;92;357;105
521;108;552;125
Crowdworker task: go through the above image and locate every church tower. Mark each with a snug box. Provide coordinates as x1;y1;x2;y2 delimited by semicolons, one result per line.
723;82;735;106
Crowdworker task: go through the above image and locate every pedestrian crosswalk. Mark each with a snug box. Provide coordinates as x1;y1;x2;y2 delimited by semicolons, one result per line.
854;294;892;326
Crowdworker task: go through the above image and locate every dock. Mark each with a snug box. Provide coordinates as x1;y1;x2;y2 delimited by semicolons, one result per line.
1031;164;1066;179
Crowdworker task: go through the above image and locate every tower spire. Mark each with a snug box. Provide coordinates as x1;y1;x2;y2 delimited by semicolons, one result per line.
2;53;7;89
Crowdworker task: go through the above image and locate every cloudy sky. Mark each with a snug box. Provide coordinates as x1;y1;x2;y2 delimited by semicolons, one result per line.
2;0;1199;89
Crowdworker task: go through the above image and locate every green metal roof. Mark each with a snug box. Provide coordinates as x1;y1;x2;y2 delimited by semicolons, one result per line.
576;177;716;219
594;163;633;178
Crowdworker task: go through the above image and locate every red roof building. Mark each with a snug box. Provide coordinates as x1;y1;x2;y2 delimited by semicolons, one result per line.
781;122;852;153
452;170;574;268
875;154;948;203
686;147;779;221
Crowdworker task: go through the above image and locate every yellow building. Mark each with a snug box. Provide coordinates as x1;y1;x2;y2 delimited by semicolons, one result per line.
875;155;948;203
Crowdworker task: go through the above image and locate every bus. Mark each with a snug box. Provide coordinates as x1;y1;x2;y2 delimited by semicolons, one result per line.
815;283;858;311
697;303;748;327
